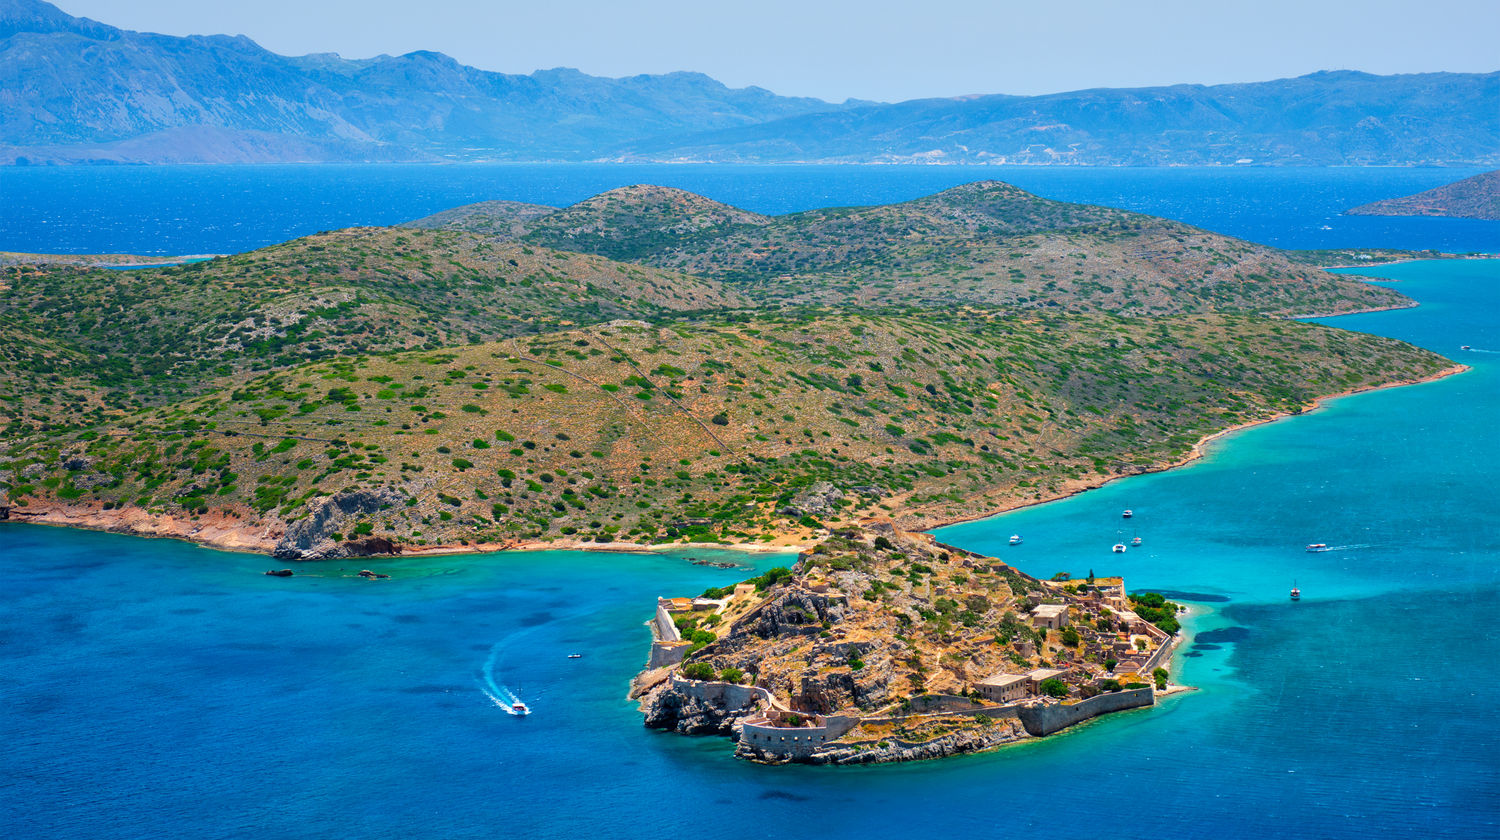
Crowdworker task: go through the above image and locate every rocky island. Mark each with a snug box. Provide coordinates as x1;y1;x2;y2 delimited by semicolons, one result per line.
633;523;1182;764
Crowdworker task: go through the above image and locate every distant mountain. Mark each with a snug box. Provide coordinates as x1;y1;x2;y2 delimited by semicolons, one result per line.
626;71;1500;166
1347;169;1500;220
0;0;852;164
2;0;1496;166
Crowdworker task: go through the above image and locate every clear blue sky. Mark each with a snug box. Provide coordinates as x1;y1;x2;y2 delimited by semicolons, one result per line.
56;0;1500;102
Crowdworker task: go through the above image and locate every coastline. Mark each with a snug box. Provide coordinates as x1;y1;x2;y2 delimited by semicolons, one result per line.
912;361;1469;533
6;363;1468;561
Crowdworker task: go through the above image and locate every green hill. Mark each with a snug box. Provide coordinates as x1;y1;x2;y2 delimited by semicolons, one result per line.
416;182;1411;316
0;183;1454;557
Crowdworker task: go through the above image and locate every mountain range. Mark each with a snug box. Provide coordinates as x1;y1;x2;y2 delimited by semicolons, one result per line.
2;0;1498;165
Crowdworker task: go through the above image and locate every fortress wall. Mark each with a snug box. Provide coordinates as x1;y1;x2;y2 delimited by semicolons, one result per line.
1018;687;1154;737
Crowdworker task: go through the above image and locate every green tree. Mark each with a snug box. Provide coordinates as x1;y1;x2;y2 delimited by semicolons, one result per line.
1038;678;1069;698
680;662;714;680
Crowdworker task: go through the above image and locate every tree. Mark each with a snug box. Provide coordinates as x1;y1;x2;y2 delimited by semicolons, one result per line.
719;667;745;684
1152;666;1170;690
1038;678;1069;699
1061;627;1081;647
1105;658;1118;672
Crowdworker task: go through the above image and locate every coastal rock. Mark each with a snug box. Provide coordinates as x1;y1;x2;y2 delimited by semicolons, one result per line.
639;680;760;736
771;720;1027;766
272;488;404;560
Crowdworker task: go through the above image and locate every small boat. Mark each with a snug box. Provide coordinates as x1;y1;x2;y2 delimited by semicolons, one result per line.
1306;543;1329;552
1131;536;1142;547
1009;534;1023;546
1461;345;1472;350
1290;582;1301;601
1112;543;1127;553
567;653;583;659
511;701;531;715
1122;509;1133;519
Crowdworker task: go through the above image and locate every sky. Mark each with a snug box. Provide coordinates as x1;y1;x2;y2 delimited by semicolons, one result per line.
53;0;1500;103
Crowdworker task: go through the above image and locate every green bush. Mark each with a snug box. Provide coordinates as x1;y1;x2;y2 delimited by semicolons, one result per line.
680;662;714;681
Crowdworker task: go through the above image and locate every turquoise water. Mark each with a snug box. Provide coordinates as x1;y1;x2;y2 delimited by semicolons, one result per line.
5;261;1497;838
3;168;1499;836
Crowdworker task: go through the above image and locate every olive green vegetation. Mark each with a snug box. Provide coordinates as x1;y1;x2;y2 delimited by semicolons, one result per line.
0;182;1453;550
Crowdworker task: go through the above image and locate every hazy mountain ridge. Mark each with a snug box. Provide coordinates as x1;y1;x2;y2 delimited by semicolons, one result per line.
0;0;852;164
2;1;1495;165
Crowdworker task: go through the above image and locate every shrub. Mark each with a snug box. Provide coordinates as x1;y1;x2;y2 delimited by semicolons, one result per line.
719;667;745;684
680;662;715;681
710;413;729;426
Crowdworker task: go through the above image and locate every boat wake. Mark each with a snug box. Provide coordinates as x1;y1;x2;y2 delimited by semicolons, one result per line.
477;641;526;715
1308;543;1376;553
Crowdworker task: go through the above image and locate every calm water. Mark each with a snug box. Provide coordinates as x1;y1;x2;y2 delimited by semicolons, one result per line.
2;168;1499;838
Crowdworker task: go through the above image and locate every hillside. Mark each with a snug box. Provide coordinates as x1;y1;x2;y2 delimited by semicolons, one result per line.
417;182;1414;317
0;184;1458;556
0;226;746;432
1347;169;1500;220
1;309;1451;556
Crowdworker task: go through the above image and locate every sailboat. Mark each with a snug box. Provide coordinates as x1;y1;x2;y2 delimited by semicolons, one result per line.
1290;581;1301;601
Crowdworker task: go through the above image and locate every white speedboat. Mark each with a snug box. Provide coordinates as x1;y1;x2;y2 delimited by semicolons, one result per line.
511;701;531;715
1009;535;1023;546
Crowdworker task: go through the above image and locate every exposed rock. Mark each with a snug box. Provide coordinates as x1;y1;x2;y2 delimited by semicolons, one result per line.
773;719;1028;766
265;569;294;577
342;536;401;557
273;488;404;560
638;680;760;736
779;481;843;517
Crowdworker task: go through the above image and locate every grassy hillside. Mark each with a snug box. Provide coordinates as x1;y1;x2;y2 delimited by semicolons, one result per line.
416;182;1412;316
0;182;1454;556
2;310;1449;552
0;227;746;434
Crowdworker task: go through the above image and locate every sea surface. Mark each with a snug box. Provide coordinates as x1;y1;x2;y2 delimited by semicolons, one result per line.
2;167;1499;839
2;163;1498;257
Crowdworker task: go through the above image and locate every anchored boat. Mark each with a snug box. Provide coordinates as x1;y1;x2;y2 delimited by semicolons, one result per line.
1009;534;1023;546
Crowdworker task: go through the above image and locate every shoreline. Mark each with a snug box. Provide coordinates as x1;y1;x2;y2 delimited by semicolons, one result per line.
6;363;1468;561
914;361;1469;533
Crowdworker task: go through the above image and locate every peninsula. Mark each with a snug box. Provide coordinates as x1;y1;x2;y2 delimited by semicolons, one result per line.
0;183;1459;559
633;523;1182;764
1347;169;1500;221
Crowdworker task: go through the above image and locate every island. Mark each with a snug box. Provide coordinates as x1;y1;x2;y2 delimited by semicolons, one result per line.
0;182;1460;561
1347;169;1500;221
632;523;1182;764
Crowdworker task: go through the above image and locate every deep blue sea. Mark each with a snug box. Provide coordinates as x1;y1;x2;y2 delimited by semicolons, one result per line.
2;166;1499;839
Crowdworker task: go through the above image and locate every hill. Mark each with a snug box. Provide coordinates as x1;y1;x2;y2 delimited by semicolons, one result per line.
416;182;1414;317
1347;169;1500;220
0;185;1456;557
